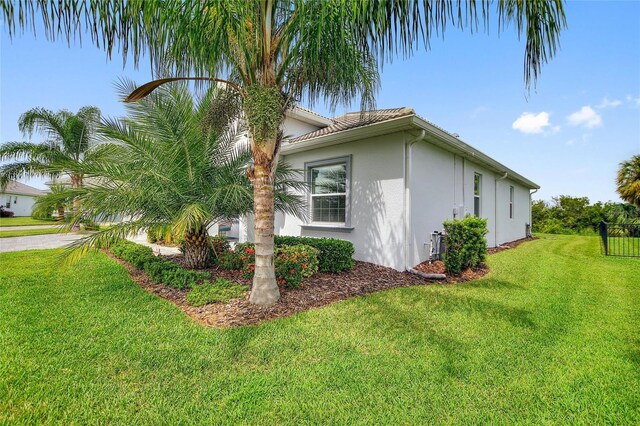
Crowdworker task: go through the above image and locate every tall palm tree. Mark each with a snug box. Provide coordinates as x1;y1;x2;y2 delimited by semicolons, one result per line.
0;106;101;228
37;82;304;269
616;154;640;208
2;1;566;305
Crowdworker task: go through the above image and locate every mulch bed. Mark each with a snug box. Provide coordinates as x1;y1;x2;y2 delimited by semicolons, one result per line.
108;238;534;328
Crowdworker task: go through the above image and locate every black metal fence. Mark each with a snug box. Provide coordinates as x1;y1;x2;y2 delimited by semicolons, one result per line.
599;220;640;257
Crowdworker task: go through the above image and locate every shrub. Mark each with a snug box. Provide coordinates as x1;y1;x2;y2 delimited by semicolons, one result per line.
0;207;14;218
111;240;156;269
217;251;244;270
111;240;208;289
442;216;488;275
209;235;231;263
274;244;320;288
274;236;354;273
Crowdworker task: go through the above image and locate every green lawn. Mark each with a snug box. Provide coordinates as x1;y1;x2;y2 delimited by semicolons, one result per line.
1;235;638;424
0;217;56;227
0;227;64;238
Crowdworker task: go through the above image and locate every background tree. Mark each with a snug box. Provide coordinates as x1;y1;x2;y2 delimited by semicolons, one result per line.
616;154;640;208
2;0;567;305
0;106;101;229
37;83;305;268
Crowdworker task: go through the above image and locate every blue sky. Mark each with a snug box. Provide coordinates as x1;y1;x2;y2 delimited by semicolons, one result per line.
1;1;639;203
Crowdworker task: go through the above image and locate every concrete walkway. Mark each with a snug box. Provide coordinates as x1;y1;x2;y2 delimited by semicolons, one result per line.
0;224;61;231
0;233;86;253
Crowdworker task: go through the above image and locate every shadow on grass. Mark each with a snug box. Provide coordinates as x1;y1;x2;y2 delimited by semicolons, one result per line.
465;278;526;291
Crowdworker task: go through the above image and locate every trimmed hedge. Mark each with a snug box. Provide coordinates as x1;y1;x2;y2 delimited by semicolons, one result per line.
274;244;320;288
442;216;488;275
274;236;354;273
111;240;208;289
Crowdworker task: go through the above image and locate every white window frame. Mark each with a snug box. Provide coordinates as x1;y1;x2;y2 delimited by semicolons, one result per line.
473;173;482;217
305;155;352;227
509;185;514;219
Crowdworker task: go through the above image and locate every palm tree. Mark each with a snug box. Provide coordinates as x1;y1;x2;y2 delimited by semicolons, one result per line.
617;155;640;208
38;82;304;269
0;106;101;229
2;1;566;304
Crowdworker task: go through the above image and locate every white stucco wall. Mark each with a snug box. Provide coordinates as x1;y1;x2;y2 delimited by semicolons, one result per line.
238;128;535;271
494;179;531;245
276;134;406;270
407;142;532;266
1;193;38;216
282;116;321;139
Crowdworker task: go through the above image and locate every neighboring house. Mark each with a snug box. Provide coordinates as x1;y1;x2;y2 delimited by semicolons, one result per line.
0;181;48;216
237;106;539;272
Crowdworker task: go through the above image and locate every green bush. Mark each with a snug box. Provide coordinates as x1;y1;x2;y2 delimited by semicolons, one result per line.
274;236;354;273
442;216;488;275
111;241;156;269
111;240;208;289
274;244;320;288
209;235;231;263
186;278;248;306
218;251;244;270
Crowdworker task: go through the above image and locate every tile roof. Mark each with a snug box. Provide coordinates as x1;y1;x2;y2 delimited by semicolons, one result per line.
1;181;48;196
290;107;415;143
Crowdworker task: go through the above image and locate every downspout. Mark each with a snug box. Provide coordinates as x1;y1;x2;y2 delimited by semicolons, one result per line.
494;172;508;246
403;130;426;271
529;188;539;235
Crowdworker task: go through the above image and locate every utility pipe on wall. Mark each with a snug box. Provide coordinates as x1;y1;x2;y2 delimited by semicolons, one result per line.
403;130;426;271
494;172;508;246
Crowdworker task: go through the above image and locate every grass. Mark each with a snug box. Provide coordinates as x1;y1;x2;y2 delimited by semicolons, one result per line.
187;278;248;306
1;235;638;424
0;216;55;227
0;227;65;238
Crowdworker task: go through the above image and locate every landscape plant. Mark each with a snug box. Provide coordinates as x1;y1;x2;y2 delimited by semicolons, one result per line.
2;0;567;304
0;106;101;229
442;216;489;275
37;83;304;269
616;154;640;208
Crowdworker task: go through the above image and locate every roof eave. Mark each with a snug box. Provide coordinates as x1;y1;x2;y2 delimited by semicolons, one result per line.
282;113;540;190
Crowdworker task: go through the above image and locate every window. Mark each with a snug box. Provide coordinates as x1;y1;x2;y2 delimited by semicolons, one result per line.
4;196;10;209
473;173;482;217
306;156;351;224
13;196;17;204
509;186;514;219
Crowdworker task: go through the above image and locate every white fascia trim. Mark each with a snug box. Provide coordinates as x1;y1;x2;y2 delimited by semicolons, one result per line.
286;108;333;127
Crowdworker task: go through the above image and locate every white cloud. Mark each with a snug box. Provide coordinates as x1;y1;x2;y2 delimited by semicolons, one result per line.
567;106;602;128
626;94;640;107
596;97;622;109
551;125;561;134
512;112;550;134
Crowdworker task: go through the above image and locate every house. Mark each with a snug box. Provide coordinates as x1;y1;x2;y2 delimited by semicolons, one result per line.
236;107;538;272
0;181;48;216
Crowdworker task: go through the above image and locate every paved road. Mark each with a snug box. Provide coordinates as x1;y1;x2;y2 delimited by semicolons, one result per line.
0;233;86;253
0;225;61;231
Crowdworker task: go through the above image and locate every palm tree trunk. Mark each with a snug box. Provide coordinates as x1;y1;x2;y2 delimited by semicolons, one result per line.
183;227;210;269
248;160;280;305
71;174;82;231
57;205;65;221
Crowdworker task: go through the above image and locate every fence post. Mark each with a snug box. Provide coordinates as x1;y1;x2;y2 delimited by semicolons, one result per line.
599;221;608;256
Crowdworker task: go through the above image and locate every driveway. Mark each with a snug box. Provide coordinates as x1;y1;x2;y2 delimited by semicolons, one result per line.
0;225;61;231
0;233;86;253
